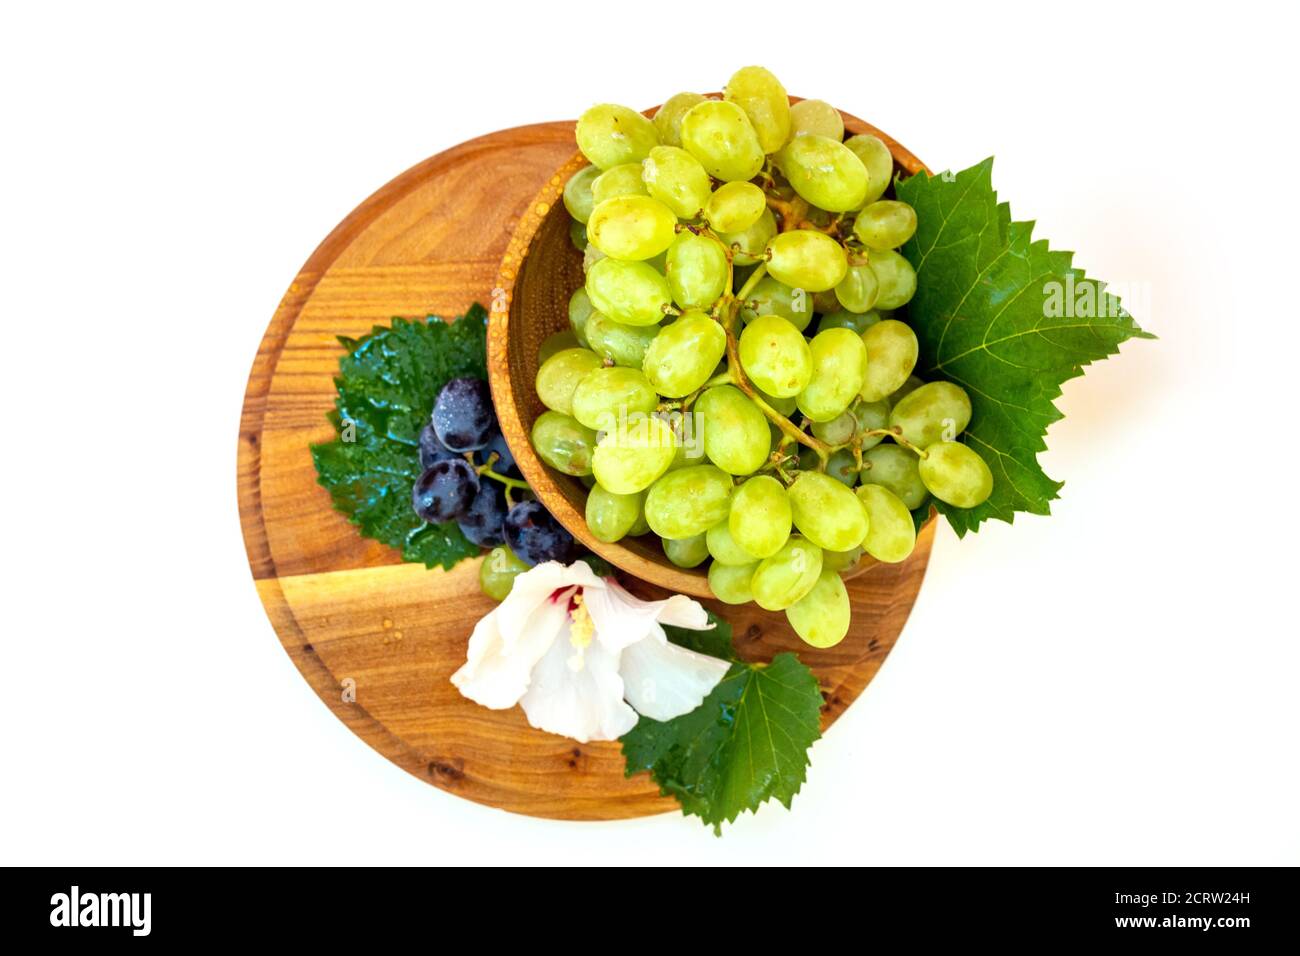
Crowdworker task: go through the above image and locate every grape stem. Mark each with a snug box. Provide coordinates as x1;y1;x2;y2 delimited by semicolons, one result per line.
734;262;769;303
715;263;832;464
765;194;811;232
473;456;533;491
857;427;930;459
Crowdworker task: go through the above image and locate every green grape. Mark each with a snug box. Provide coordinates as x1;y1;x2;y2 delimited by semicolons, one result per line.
576;103;660;170
751;536;824;611
776;134;868;212
706;519;759;566
723;65;791;153
822;545;864;574
570;366;658;431
788;98;844;141
644;465;733;539
585;257;672;326
585;485;645;543
719;207;777;266
767;423;784;455
641;145;711;219
538;330;580;364
757;386;798;418
859;444;927;509
811;409;856;445
738;314;813;398
889;374;925;405
788;471;869;551
628;505;651;536
584;311;659;367
859;319;920;402
479;545;531;601
918;441;994;507
797;327;868;422
696;385;769;476
817;309;882;335
663;532;710;568
708;560;758;605
569;219;587;251
834;263;880;313
568;287;594;346
889;381;972;447
703;181;767;234
739;275;814;331
591;414;677;493
785;568;850;648
589;166;647;211
591;163;649;205
563;165;600;223
642;310;726;397
853;200;918;250
587;195;678;262
853;398;892;451
665;231;728;310
535;347;603;415
856;484;916;563
729;474;792;559
663;420;698;471
680;100;765;182
812;288;841;314
797;444;857;486
868;249;917;309
653;92;707;147
583;241;606;273
843;134;894;206
531;410;598;476
765;230;849;292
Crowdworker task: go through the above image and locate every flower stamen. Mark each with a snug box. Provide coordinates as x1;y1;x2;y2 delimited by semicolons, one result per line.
566;592;595;672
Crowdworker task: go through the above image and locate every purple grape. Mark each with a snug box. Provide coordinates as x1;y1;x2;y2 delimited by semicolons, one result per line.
474;430;517;475
412;459;479;523
418;422;458;468
457;479;507;548
433;377;495;452
504;501;576;566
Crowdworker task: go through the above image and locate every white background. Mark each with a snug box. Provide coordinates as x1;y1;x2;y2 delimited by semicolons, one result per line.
3;1;1297;865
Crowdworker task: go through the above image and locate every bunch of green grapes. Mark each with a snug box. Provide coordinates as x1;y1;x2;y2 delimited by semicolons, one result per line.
530;66;994;648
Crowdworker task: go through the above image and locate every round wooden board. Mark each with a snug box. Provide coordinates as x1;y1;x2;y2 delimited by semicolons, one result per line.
238;121;935;821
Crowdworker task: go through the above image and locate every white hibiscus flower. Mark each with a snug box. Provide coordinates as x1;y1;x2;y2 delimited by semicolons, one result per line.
451;561;730;742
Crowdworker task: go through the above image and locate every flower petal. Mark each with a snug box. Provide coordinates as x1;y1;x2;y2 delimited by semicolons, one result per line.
450;596;567;709
583;579;712;653
619;636;733;722
495;561;597;648
518;627;638;743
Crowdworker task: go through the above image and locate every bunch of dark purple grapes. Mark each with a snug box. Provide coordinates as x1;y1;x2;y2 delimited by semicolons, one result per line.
413;377;575;566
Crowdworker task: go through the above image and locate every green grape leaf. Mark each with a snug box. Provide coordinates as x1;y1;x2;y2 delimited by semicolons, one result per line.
661;610;737;661
622;615;824;834
897;159;1153;535
310;306;489;569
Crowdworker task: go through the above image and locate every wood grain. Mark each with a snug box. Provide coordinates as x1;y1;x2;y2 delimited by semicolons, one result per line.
238;119;935;821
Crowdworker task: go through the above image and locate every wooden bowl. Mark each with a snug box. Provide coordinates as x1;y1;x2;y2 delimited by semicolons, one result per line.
489;102;928;599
